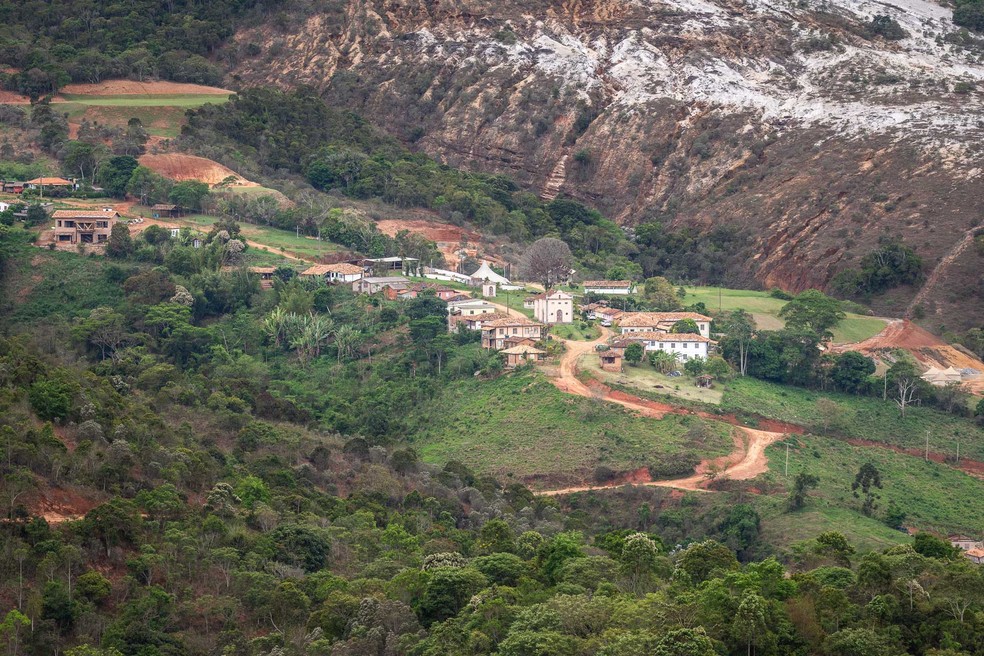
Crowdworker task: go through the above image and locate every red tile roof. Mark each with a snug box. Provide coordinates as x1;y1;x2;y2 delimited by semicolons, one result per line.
618;311;712;326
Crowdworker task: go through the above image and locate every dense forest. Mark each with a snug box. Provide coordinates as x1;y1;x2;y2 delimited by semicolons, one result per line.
0;0;283;96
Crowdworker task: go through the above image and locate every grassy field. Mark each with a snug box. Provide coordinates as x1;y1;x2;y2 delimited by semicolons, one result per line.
164;214;342;260
581;355;725;405
756;499;910;554
47;102;211;138
551;321;601;341
680;286;887;344
758;434;984;537
57;93;231;106
722;377;984;461
411;370;734;486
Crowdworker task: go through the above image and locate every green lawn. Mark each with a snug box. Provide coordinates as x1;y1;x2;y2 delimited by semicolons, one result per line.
411;370;734;486
722;377;984;461
681;286;887;344
758;434;984;537
551;321;601;341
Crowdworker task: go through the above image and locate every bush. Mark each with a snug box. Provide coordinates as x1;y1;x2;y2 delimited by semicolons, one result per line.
29;378;74;421
768;288;793;300
866;15;908;40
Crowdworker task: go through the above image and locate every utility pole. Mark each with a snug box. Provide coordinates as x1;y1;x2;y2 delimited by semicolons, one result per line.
883;372;888;401
925;430;930;462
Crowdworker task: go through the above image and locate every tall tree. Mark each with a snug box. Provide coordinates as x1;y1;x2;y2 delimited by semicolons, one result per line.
520;237;573;289
778;289;845;340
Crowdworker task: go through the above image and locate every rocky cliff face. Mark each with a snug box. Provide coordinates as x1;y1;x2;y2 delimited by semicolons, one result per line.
230;0;984;328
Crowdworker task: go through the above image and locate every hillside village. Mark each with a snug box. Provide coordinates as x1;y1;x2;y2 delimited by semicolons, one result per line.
2;1;984;642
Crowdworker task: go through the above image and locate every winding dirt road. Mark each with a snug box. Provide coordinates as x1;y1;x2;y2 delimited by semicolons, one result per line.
536;327;790;495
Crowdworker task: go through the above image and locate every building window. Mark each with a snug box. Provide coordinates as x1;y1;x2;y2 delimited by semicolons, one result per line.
670;343;676;348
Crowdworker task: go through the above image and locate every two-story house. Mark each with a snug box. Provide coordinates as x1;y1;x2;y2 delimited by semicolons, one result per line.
482;316;546;350
621;331;714;361
52;209;119;245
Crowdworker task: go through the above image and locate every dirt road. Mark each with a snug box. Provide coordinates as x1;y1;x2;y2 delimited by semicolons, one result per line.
536;329;788;495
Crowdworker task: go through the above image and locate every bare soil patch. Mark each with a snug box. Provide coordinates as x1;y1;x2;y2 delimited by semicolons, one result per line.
0;89;29;103
31;486;105;524
376;218;484;267
60;80;231;95
138;154;258;187
835;320;984;393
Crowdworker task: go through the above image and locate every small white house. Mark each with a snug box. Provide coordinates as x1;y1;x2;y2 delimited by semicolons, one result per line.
533;290;574;324
448;298;499;317
623;331;714;361
583;280;635;295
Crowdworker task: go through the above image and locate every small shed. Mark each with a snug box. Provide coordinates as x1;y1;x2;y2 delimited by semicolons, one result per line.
599;349;623;373
695;374;714;388
482;282;497;298
151;204;181;218
501;344;546;368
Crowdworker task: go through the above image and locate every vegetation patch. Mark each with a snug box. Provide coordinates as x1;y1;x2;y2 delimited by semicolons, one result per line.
411;370;734;483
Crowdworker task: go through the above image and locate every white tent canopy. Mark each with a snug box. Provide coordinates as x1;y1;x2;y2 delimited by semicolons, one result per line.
469;261;510;285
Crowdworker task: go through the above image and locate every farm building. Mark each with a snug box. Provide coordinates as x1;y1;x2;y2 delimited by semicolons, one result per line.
151;204;181;218
302;263;365;283
364;256;418;274
502;344;546;368
25;177;75;191
353;276;410;294
583;280;635;295
599;347;623;372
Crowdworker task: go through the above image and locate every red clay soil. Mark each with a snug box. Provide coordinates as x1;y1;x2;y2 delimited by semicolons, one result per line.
375;218;486;267
138;153;258;187
59;80;232;95
846;438;984;479
834;320;984;393
30;486;105;524
0;89;30;103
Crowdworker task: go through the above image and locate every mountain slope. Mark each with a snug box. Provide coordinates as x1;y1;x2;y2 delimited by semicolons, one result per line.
230;0;984;328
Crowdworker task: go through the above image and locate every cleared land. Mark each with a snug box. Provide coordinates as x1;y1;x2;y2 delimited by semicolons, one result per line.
680;286;888;344
722;377;984;462
411;371;734;488
138;154;257;186
59;81;231;95
759;434;984;536
581;355;725;405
